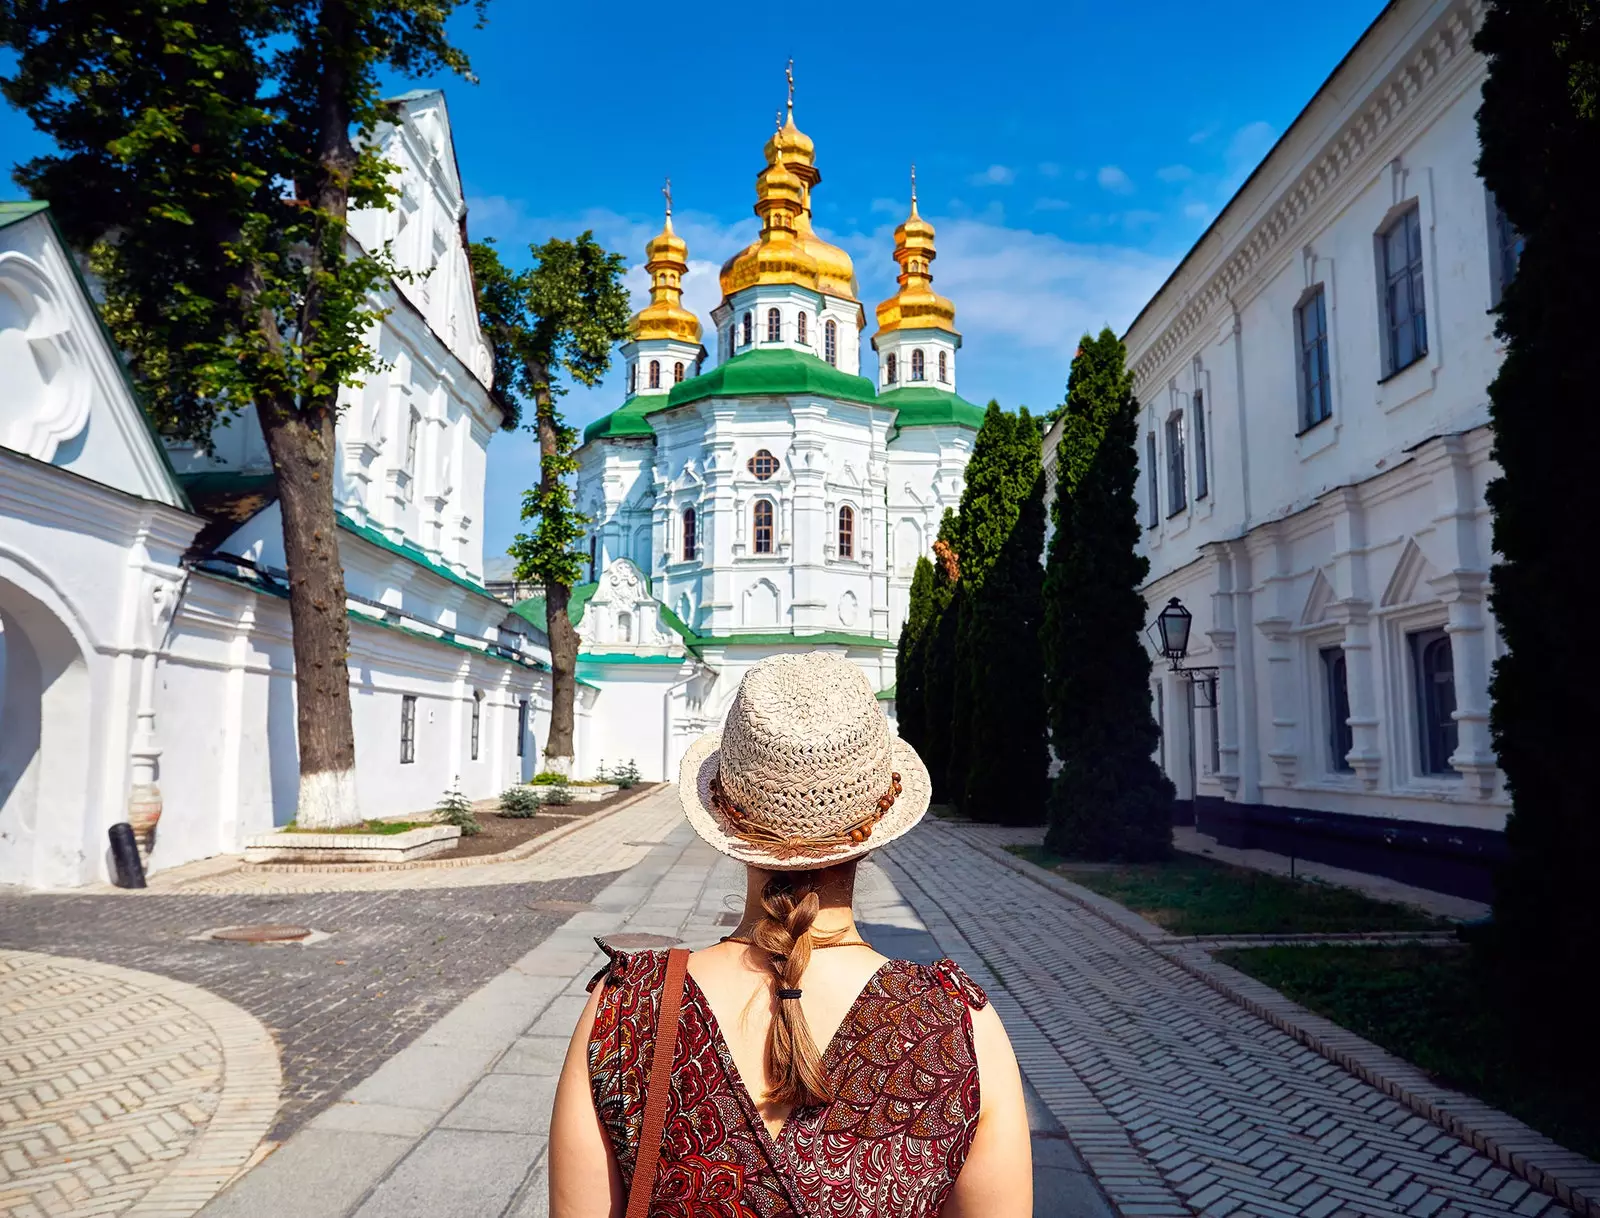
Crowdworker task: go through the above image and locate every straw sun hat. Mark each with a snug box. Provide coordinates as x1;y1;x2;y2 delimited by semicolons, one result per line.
678;652;932;870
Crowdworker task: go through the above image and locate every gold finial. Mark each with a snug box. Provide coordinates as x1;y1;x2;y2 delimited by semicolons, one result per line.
662;176;672;220
774;107;783;134
911;163;918;212
785;58;795;115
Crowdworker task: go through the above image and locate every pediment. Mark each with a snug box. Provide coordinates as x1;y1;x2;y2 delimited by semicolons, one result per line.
1381;538;1440;608
1301;567;1337;625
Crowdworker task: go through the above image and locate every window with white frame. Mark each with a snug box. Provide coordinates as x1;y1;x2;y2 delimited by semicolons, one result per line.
1320;646;1353;773
1410;628;1458;776
766;307;781;342
824;319;837;366
741;312;752;345
1165;412;1186;515
400;694;417;764
673;361;685;383
885;353;898;385
911;349;925;381
753;499;774;554
1145;432;1159;527
838;505;855;559
648;359;661;389
1378;206;1427;376
797;311;807;344
682;507;696;560
938;350;948;383
1487;189;1524;308
470;690;482;761
1297;286;1332;430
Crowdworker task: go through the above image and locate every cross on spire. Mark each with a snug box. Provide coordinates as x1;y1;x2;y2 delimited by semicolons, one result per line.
911;163;918;206
663;176;672;219
785;58;795;115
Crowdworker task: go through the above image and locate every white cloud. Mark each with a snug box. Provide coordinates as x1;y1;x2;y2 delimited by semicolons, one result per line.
1223;121;1277;187
870;197;902;215
1156;164;1194;184
969;164;1016;187
1188;123;1219;145
1097;165;1135;194
1183;201;1211;220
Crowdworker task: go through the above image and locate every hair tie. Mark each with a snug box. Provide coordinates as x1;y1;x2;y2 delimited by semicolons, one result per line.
776;988;803;1000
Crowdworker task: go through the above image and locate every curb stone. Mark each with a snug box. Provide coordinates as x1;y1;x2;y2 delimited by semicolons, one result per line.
960;832;1600;1218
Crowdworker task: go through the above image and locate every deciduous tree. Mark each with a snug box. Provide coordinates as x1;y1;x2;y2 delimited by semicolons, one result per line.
1;0;487;828
470;235;630;775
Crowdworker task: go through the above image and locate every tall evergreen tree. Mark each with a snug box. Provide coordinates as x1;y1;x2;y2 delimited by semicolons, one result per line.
469;236;631;776
1;0;484;828
948;402;1021;810
920;510;961;802
895;555;936;754
1475;0;1599;1077
1043;329;1173;859
961;409;1048;824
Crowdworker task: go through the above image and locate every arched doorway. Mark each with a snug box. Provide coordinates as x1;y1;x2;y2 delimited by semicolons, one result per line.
0;575;93;888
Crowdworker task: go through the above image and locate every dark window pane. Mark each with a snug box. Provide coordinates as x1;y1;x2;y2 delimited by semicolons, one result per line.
1410;629;1458;775
1321;647;1354;772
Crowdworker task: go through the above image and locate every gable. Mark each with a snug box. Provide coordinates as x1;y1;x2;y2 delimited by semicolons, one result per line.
0;207;186;509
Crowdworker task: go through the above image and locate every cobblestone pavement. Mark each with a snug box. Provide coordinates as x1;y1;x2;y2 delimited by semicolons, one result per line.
0;877;614;1144
883;820;1571;1218
0;951;278;1218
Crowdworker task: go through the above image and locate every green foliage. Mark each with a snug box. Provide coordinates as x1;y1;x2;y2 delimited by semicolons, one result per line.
894;556;936;756
436;781;482;836
919;510;962;801
541;778;572;806
960;412;1049;825
469;235;630;589
1042;330;1173;860
529;771;569;785
1474;0;1600;1087
1221;946;1600;1161
499;786;544;817
1;0;484;444
610;759;640;789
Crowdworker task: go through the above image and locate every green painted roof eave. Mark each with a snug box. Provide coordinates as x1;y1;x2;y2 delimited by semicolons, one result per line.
878;386;985;431
582;405;657;444
662;348;878;410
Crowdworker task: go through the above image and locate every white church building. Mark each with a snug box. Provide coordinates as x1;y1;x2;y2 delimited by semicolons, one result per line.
1112;0;1512;900
1;92;555;889
529;108;984;779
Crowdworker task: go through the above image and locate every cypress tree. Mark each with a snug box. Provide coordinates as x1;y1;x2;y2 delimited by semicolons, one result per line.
1043;330;1173;859
961;409;1049;824
895;555;936;754
1475;0;1599;1080
949;403;1021;810
920;510;962;802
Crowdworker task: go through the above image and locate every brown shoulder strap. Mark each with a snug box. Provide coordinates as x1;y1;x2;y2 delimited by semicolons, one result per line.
625;947;690;1218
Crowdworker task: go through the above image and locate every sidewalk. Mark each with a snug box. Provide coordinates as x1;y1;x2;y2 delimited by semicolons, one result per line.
198;788;1111;1218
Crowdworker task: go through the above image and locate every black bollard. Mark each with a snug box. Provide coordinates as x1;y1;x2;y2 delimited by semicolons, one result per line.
109;823;147;889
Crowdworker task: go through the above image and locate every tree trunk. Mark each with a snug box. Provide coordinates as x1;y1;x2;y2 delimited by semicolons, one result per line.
537;387;578;775
260;397;361;827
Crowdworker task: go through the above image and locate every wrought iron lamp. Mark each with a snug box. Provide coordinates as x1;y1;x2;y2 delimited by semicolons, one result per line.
1147;597;1219;706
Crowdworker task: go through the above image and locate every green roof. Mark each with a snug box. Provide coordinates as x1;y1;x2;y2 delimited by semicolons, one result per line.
878;386;985;432
583;398;658;444
876;683;897;701
511;582;598;633
0;200;50;230
336;512;496;601
664;348;879;410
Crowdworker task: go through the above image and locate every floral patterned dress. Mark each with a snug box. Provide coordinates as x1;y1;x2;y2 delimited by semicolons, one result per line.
587;947;988;1218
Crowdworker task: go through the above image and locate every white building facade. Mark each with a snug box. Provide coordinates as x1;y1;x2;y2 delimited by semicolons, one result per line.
1;93;552;889
1121;0;1511;900
560;109;983;779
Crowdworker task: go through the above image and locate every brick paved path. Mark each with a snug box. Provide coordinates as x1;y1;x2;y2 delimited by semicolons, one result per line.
883;821;1570;1218
0;951;278;1218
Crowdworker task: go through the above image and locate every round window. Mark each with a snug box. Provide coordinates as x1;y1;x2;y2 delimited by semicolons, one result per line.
748;449;779;480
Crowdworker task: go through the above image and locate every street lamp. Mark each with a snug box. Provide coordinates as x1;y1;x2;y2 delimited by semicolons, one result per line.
1155;597;1193;665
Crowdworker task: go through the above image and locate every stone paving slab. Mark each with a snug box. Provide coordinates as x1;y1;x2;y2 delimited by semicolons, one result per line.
886;820;1585;1218
0;950;280;1218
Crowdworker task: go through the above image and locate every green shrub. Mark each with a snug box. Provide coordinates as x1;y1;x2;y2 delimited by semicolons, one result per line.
499;786;543;818
529;771;568;785
542;779;573;806
435;781;482;836
612;759;640;789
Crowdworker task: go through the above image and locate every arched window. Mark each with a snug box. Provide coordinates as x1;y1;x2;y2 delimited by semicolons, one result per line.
648;359;661;389
911;349;925;381
766;307;781;342
673;361;685;383
682;507;697;561
753;499;774;554
617;610;633;644
628;363;637;393
938;350;948;383
885;353;898;384
797;311;808;344
747;449;779;480
838;505;855;559
741;312;752;346
824;319;837;366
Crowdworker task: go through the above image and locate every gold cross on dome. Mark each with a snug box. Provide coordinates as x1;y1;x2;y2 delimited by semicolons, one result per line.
663;176;672;218
785;59;795;113
911;163;917;205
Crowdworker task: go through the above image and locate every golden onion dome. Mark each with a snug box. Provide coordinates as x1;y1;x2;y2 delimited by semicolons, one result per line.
872;182;958;343
764;110;816;181
631;188;702;345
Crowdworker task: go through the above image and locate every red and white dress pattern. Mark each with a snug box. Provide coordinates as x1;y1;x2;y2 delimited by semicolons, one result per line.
587;948;988;1218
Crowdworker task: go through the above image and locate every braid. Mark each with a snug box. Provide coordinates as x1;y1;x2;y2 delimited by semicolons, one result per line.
750;870;833;1107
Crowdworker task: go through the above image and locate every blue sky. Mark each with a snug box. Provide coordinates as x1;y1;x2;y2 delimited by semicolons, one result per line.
1;0;1382;561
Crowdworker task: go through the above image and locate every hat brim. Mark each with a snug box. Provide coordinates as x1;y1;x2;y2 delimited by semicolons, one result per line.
677;731;932;871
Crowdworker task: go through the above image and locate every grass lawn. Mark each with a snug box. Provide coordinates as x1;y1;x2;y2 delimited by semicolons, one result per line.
282;819;427;835
1009;846;1444;936
1219;945;1600;1162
